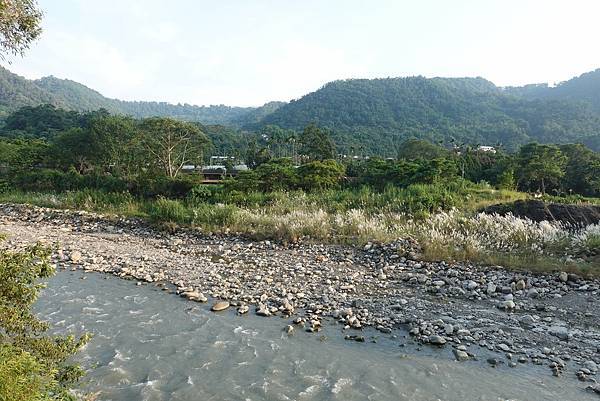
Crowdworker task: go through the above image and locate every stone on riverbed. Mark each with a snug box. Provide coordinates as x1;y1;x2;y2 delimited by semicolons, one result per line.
182;290;207;302
211;301;230;312
453;348;469;361
256;304;271;317
70;250;82;263
428;335;447;345
548;326;571;341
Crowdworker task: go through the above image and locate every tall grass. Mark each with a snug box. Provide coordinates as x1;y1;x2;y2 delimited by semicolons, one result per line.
0;187;597;273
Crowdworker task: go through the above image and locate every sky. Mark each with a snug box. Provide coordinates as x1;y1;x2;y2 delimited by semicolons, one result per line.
7;0;600;107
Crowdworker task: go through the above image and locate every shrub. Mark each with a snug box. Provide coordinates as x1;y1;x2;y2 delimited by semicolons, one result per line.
145;197;190;224
0;241;91;401
298;159;345;190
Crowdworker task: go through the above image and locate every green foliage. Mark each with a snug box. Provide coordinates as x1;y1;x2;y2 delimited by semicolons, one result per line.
258;76;600;155
139;117;210;178
397;138;449;160
298;159;345;190
299;123;336;160
559;143;600;196
0;0;43;60
0;241;90;401
517;143;567;194
254;158;298;192
0;67;266;123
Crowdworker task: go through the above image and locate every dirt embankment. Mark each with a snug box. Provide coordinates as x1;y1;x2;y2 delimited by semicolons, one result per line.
484;200;600;227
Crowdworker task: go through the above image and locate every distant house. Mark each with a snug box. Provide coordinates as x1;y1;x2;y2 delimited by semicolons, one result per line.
477;145;497;153
201;165;227;180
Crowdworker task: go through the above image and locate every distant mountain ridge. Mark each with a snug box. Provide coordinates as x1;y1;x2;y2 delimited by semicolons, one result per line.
1;65;600;153
504;69;600;111
257;75;600;153
0;67;284;125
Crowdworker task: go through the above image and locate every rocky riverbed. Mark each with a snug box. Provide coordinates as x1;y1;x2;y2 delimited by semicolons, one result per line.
1;203;600;395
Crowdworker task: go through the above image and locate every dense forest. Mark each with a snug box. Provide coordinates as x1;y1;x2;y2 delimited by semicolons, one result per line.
1;66;600;155
1;104;599;198
257;76;600;154
504;69;600;112
0;67;281;124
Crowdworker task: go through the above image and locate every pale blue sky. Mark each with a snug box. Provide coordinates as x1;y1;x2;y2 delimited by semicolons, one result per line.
8;0;600;106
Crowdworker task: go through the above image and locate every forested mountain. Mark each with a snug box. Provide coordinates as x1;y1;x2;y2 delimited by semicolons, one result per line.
255;76;600;155
0;67;63;115
2;65;600;154
0;67;265;124
504;69;600;112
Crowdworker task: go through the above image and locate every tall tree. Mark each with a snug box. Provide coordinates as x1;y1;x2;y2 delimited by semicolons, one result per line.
559;143;600;196
517;143;567;194
0;0;43;60
139;117;210;178
299;123;335;161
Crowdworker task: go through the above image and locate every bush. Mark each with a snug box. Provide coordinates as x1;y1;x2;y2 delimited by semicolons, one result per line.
0;241;91;401
145;197;191;224
298;159;345;190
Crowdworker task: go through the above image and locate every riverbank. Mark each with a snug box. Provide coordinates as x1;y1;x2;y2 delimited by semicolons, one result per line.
1;203;600;393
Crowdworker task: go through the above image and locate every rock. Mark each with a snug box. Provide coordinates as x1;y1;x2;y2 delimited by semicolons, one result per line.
586;384;600;395
515;279;526;291
444;324;454;335
500;300;516;310
498;343;511;352
548;326;571;341
70;250;82;263
237;305;249;314
486;283;497;295
182;290;207;302
519;314;536;326
466;280;478;291
211;301;230;312
584;360;598;373
286;325;294;335
487;358;500;367
453;349;469;361
428;335;447;345
256;304;271;317
559;271;569;283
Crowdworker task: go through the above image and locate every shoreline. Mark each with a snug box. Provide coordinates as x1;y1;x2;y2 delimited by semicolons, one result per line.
1;203;600;392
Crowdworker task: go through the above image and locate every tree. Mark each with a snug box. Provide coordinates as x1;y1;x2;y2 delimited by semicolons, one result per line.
0;239;90;401
517;143;567;194
254;158;298;192
397;138;448;161
86;115;140;176
299;123;336;161
245;137;271;169
139;117;210;178
559;143;600;196
298;159;345;190
0;0;43;60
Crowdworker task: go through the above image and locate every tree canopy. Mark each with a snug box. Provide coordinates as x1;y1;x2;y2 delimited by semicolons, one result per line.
0;0;43;60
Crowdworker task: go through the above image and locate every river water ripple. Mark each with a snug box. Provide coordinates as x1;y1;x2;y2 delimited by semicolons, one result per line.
35;271;595;401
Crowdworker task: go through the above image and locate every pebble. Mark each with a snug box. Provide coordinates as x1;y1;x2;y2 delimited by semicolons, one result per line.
211;301;230;312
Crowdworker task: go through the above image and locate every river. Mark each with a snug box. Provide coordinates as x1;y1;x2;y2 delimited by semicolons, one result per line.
35;271;595;401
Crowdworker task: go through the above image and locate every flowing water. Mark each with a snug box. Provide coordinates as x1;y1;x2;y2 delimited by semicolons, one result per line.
35;271;595;401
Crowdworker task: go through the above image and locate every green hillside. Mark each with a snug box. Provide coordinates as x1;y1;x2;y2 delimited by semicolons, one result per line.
255;76;600;154
2;65;600;154
505;69;600;111
0;67;263;124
